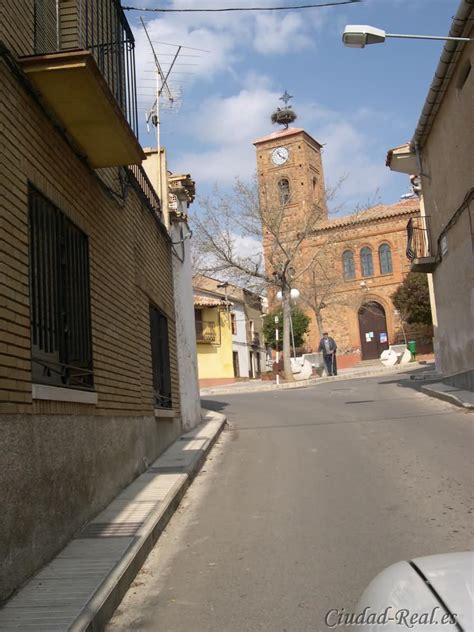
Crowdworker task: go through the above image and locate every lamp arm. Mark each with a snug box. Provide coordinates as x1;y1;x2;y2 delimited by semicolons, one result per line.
386;33;474;42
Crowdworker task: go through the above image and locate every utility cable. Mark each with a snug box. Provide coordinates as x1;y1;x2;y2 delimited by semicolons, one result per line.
123;1;362;13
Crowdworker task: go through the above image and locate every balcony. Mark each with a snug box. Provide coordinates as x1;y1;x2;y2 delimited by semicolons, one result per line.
19;0;144;168
195;320;220;344
406;216;438;273
251;333;261;347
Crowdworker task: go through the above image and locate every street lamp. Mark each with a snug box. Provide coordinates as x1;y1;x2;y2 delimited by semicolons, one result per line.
342;24;474;48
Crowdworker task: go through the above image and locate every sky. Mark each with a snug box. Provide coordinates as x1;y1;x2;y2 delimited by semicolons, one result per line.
123;0;460;215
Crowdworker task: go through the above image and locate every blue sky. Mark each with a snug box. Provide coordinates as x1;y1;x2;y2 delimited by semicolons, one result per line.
125;0;459;214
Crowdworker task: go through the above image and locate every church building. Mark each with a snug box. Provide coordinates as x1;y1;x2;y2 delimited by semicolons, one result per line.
254;109;422;366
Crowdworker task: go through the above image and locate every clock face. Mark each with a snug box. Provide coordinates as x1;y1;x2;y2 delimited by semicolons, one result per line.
271;146;289;166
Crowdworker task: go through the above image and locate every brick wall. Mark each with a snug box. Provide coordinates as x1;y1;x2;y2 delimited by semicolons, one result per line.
0;8;184;600
0;61;180;418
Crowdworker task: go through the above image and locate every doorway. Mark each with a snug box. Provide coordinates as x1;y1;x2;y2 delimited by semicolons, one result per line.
358;302;389;360
232;351;240;378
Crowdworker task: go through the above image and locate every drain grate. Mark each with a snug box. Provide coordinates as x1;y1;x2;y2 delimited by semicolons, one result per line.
80;522;142;538
148;465;186;473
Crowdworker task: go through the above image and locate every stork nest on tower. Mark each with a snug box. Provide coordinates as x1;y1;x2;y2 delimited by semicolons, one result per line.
271;107;297;129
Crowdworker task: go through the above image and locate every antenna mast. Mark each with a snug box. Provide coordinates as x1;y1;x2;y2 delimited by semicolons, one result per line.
140;17;182;206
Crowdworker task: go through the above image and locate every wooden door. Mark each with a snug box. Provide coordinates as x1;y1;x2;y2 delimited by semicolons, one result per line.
358;302;389;360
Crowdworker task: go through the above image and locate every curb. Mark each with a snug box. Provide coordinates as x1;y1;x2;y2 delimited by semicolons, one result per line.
200;364;430;396
420;385;474;410
75;410;226;632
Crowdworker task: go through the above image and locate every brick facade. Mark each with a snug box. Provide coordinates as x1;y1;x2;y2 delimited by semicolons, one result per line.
0;4;183;601
255;127;421;361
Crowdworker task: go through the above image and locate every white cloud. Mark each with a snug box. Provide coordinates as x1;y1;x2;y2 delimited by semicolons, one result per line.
171;84;280;182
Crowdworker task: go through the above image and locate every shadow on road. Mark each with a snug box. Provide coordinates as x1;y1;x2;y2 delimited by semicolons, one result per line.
201;399;229;413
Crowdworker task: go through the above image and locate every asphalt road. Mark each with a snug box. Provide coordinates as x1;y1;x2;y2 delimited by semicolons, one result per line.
107;374;473;632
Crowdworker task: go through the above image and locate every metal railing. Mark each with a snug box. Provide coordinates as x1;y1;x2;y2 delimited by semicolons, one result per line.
33;0;138;138
406;216;433;260
195;320;219;344
251;333;260;346
127;165;162;218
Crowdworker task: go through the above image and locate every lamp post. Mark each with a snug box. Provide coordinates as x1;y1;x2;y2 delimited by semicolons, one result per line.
342;24;474;48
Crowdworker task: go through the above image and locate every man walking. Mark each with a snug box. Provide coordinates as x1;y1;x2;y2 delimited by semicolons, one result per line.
318;332;337;376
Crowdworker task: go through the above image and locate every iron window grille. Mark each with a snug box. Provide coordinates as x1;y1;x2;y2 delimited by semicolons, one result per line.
360;247;374;277
149;304;172;409
28;187;94;389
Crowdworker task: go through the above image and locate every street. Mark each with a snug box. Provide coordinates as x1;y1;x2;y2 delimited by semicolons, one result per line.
107;374;473;632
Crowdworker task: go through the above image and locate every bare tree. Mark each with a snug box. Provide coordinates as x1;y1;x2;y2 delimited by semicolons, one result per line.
191;176;344;380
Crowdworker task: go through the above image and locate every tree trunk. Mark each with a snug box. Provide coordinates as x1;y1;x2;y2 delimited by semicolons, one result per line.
314;308;324;340
282;289;293;381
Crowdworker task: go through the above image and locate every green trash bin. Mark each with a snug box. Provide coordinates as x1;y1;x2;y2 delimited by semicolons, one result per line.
407;340;417;360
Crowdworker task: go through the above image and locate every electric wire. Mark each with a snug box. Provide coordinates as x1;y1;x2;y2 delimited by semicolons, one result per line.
123;1;362;13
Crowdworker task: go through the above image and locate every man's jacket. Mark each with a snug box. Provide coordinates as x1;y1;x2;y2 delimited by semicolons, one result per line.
318;337;337;356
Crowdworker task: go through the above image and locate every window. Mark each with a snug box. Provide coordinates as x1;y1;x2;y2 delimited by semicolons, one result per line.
360;247;374;277
278;178;290;206
342;250;356;280
231;313;237;335
150;304;172;408
379;243;393;274
28;187;93;389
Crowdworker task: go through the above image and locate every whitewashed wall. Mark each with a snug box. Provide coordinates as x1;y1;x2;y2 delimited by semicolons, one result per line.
231;304;250;378
170;220;201;431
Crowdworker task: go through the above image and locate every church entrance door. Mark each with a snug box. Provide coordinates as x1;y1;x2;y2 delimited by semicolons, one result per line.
358;302;389;360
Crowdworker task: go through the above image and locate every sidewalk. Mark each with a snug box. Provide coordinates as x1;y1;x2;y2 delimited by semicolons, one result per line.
420;382;474;410
200;361;436;396
0;411;226;632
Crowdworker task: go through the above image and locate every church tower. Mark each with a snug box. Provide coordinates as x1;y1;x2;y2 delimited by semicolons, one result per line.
253;93;328;224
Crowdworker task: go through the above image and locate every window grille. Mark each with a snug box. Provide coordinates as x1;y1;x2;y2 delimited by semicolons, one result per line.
360;247;374;277
28;187;93;389
379;243;393;274
342;250;355;280
149;304;172;409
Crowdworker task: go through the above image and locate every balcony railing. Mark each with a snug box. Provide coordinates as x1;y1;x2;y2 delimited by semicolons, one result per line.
406;216;437;272
251;333;260;346
127;164;162;219
33;0;138;137
195;320;219;344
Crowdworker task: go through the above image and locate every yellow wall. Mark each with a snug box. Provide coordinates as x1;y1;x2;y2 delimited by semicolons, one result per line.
196;309;234;379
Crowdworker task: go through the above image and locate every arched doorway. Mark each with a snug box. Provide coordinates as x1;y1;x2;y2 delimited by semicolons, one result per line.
358;302;389;360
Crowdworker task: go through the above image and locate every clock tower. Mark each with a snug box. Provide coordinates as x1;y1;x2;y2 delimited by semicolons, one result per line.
253;97;328;226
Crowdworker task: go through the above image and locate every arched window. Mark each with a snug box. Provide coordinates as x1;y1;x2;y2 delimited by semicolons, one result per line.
278;178;290;206
360;247;374;277
379;243;393;274
342;250;355;280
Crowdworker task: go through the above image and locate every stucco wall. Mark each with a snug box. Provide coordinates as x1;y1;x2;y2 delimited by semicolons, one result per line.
196;310;234;379
0;413;181;602
170;222;201;431
419;33;474;376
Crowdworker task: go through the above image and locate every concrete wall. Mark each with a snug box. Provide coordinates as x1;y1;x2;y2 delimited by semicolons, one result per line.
0;413;180;602
419;30;474;376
